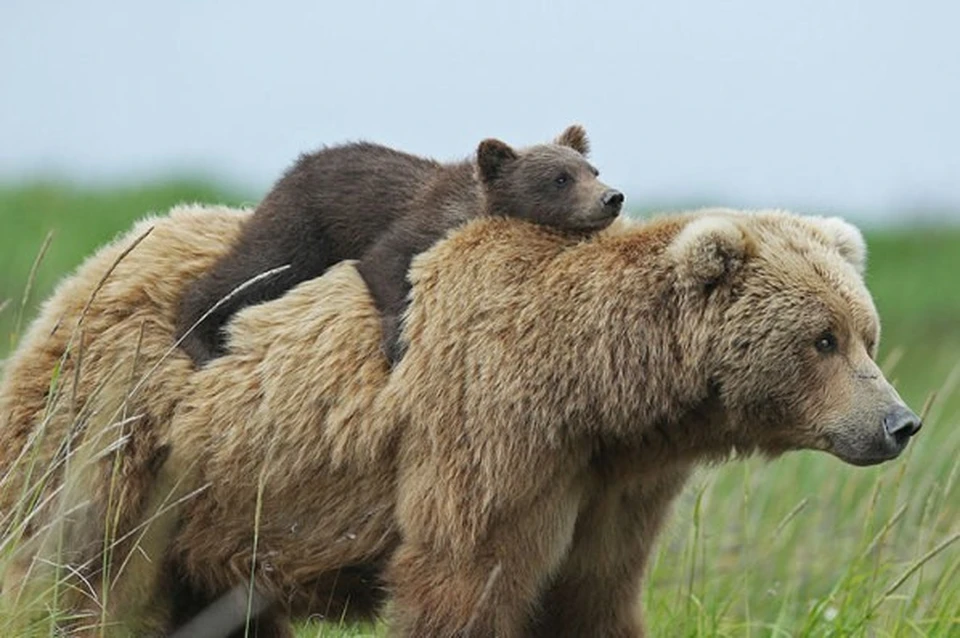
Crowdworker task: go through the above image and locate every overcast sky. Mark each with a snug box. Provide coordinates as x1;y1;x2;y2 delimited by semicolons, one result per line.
2;0;958;223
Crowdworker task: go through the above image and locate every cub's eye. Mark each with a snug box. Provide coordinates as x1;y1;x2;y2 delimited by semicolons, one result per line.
590;166;600;177
815;331;838;354
555;173;571;187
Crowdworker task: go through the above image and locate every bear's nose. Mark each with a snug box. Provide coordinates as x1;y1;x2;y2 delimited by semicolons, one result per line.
602;190;624;212
883;404;922;444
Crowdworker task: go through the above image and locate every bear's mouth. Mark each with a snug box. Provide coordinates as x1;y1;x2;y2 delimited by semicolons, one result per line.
835;451;903;467
828;441;909;467
826;428;913;467
578;214;619;231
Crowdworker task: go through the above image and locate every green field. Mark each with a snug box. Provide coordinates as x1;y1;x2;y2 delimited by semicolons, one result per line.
1;182;958;636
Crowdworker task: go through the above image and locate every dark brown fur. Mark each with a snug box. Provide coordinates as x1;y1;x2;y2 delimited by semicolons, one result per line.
175;125;623;365
175;142;436;366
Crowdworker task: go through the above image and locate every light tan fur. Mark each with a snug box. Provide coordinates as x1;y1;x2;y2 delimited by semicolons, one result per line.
0;204;916;637
0;205;251;633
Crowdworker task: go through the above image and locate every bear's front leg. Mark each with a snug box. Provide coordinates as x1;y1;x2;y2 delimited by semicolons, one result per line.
528;464;691;638
385;537;564;638
385;484;582;637
380;312;407;365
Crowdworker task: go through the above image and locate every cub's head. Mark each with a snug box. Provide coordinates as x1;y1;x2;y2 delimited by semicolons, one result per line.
669;211;921;466
475;125;624;231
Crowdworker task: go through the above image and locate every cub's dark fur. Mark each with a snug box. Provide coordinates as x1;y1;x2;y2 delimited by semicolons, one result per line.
175;126;623;365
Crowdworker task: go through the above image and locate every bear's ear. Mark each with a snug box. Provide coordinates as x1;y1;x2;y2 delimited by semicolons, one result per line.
555;124;590;156
812;216;867;275
477;138;519;182
668;216;751;291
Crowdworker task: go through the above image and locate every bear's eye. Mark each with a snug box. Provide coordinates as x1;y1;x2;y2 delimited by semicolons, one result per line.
555;173;571;187
590;166;600;177
815;331;838;354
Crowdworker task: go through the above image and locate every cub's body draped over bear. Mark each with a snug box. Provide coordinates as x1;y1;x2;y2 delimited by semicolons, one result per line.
175;125;623;365
0;205;919;637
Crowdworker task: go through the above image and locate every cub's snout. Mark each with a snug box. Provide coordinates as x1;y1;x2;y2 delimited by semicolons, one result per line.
602;189;624;214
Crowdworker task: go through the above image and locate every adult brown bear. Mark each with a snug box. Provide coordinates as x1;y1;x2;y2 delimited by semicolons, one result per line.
0;205;919;636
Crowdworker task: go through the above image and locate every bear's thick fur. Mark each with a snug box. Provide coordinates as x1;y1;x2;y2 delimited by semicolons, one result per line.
0;206;252;635
175;125;623;366
0;205;919;637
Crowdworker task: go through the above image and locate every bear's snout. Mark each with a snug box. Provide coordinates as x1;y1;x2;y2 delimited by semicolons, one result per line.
860;403;922;465
883;404;922;447
832;402;922;467
602;189;624;213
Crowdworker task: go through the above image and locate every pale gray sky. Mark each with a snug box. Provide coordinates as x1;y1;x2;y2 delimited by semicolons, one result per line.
2;0;958;222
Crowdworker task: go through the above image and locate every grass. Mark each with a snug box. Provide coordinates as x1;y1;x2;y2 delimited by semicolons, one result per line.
0;179;255;350
0;181;958;636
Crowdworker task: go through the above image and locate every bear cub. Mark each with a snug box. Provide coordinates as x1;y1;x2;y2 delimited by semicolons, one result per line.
175;125;623;365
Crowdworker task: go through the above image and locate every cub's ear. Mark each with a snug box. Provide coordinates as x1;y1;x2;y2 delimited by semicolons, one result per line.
477;138;519;182
555;124;590;156
668;216;751;291
812;216;867;275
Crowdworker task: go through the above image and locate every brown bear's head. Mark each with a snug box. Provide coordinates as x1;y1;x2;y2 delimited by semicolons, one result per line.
475;125;624;231
670;211;922;466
